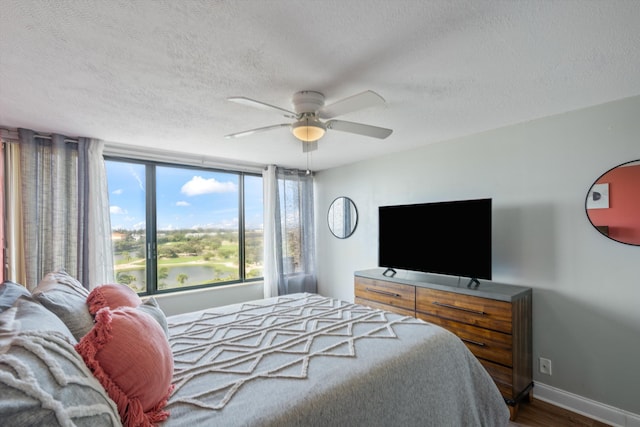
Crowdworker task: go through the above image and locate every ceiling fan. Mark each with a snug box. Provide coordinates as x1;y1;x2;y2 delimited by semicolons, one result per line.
224;90;393;151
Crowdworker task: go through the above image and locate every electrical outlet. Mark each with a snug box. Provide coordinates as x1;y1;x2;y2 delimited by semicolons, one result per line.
539;357;552;375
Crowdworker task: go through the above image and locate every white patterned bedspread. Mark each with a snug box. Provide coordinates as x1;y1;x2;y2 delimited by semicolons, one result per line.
162;293;509;426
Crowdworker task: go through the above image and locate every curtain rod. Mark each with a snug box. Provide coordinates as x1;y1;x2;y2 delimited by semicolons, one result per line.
0;127;79;143
104;141;267;174
1;127;268;174
277;168;314;177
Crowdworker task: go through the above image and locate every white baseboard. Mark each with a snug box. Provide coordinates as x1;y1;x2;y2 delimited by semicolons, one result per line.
534;382;640;427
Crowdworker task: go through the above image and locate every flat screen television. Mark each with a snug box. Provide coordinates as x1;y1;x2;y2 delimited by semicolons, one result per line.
378;198;492;283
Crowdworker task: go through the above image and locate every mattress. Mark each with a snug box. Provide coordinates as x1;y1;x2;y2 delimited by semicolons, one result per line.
162;293;509;426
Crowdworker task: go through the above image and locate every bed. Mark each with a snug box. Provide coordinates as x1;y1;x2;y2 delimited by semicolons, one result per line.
162;292;510;426
0;274;509;426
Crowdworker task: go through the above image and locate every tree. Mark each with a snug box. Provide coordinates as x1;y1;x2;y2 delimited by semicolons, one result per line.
117;272;137;286
209;238;222;252
219;247;237;259
158;246;178;258
176;273;188;285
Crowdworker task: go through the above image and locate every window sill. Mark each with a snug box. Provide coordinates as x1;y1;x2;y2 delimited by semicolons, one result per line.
149;281;264;316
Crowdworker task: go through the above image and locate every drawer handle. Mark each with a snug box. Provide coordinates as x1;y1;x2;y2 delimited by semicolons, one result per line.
366;288;401;298
432;301;485;315
461;338;486;347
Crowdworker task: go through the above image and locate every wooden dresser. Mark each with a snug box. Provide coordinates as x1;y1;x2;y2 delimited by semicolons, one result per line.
354;269;532;420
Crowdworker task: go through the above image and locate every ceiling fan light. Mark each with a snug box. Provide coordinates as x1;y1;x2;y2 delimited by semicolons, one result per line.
291;118;326;142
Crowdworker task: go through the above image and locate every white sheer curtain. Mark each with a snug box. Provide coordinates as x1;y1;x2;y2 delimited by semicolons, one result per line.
263;165;317;297
263;165;279;298
4;129;114;290
86;140;115;287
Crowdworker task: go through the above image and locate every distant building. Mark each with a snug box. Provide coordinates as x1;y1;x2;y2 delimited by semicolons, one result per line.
111;232;126;241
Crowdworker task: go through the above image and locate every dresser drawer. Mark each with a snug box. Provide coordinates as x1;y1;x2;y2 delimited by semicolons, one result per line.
417;313;513;367
355;297;415;317
416;287;512;334
478;359;515;400
355;277;415;312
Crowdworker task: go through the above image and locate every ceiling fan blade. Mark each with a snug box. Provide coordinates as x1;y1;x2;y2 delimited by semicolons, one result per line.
224;123;291;139
227;96;297;118
318;90;386;119
326;120;393;139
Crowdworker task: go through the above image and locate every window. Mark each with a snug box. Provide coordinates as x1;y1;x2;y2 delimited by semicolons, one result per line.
106;158;263;294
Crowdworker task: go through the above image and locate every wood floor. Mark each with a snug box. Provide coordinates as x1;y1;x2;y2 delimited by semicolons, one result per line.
508;399;611;427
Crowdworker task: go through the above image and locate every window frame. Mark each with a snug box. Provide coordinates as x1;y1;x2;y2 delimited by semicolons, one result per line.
105;155;263;296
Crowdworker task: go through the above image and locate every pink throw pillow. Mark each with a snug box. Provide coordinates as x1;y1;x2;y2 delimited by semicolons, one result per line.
75;306;174;427
88;283;143;315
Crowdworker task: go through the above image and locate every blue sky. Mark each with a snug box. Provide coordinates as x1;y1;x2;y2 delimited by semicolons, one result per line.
106;161;263;231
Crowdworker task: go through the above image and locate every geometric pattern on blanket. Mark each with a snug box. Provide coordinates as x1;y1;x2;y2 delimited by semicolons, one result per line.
0;329;121;426
167;293;424;411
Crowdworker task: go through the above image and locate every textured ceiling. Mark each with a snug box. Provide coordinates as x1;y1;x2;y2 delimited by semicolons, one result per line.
1;0;640;171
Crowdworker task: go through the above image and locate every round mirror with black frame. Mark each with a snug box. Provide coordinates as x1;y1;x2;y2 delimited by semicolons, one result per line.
585;159;640;246
328;197;358;239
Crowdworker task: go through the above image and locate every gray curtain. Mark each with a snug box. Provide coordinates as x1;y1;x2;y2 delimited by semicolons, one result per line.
16;128;113;289
273;167;317;295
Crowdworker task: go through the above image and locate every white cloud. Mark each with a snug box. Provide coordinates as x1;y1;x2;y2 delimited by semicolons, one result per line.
132;221;146;230
181;176;237;196
221;217;239;228
110;206;127;214
176;201;190;206
112;189;123;195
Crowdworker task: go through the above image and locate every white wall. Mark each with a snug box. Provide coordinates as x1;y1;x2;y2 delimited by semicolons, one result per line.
314;95;640;417
153;282;263;316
